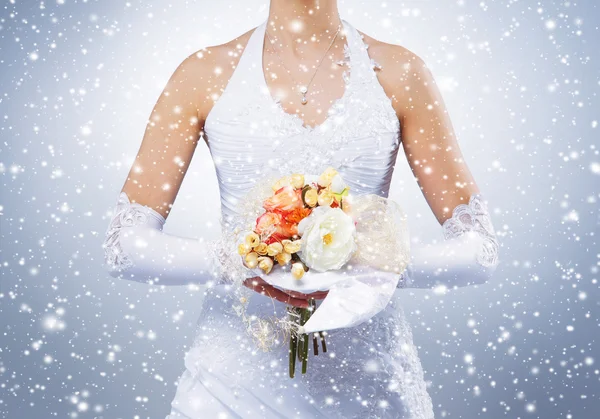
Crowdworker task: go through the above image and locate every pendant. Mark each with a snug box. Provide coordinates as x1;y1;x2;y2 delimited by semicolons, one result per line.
299;85;308;105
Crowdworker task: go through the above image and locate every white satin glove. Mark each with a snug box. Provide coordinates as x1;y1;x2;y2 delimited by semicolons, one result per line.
301;194;500;333
102;191;225;286
397;193;500;289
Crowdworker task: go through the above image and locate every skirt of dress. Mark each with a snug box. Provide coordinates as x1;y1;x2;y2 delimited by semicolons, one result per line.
165;282;434;419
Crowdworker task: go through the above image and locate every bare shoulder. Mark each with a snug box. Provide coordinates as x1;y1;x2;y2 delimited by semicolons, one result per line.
356;29;434;117
174;26;258;124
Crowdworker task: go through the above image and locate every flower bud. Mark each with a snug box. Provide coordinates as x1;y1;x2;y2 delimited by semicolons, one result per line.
275;252;292;266
303;187;318;207
291;262;305;280
272;175;292;191
317;188;334;207
245;252;259;269
291;173;305;189
318;167;338;188
257;256;274;274
329;173;347;194
237;243;251;255
267;242;283;256
245;232;260;248
283;239;302;254
254;242;268;255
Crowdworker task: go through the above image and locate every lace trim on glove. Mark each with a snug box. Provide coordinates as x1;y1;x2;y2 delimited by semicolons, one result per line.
441;193;499;268
396;193;500;289
102;191;166;272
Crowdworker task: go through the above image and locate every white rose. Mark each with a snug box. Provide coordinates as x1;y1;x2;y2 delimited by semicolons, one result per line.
297;206;357;272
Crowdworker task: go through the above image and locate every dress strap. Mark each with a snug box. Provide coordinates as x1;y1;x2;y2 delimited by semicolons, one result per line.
227;18;380;96
220;20;268;94
341;20;381;83
227;18;383;119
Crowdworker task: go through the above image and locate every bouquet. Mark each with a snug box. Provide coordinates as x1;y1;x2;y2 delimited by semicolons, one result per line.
236;167;411;378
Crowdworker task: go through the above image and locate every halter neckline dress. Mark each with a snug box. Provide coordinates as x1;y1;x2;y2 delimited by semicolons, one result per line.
166;18;435;419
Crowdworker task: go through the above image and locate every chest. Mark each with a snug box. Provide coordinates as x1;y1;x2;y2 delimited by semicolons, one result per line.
206;80;400;174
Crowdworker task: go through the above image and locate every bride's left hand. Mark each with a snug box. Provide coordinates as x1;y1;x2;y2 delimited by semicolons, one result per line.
243;276;329;308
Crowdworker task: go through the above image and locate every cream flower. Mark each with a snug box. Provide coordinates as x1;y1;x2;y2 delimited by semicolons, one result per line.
237;243;251;256
317;188;334;207
303;187;318;207
272;175;292;191
318;167;338;188
275;252;292;266
245;232;260;248
297;206;357;272
282;239;302;254
291;262;306;280
245;251;259;269
329;173;347;194
254;242;268;255
267;242;283;256
257;256;274;274
290;174;305;189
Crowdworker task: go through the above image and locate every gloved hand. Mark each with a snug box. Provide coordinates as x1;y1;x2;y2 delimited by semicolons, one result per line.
102;191;227;286
397;193;500;289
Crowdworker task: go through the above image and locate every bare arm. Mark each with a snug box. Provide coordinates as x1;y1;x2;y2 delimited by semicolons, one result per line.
382;47;500;289
120;54;203;220
102;51;222;285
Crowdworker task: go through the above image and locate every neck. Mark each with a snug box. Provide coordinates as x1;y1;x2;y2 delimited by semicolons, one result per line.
266;0;341;38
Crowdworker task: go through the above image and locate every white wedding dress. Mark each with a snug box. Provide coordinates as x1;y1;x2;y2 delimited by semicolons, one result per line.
103;18;500;419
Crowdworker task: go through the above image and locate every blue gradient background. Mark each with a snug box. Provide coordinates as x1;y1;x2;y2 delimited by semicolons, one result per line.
1;0;598;418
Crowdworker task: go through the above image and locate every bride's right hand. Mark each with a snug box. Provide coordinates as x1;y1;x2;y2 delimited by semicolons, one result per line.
243;276;328;308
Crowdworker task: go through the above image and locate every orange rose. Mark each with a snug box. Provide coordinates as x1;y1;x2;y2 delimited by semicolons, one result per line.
276;218;298;239
264;234;285;245
263;186;303;213
256;211;298;242
255;212;282;236
284;207;312;225
261;223;298;245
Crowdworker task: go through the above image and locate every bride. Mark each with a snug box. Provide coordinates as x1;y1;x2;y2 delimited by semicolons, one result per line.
102;1;500;418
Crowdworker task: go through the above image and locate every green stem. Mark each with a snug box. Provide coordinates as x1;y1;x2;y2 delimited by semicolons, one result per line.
297;307;304;362
301;300;313;374
301;329;309;373
288;307;297;378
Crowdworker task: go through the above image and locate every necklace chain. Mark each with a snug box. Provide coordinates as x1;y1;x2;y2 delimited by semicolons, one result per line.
265;23;342;105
